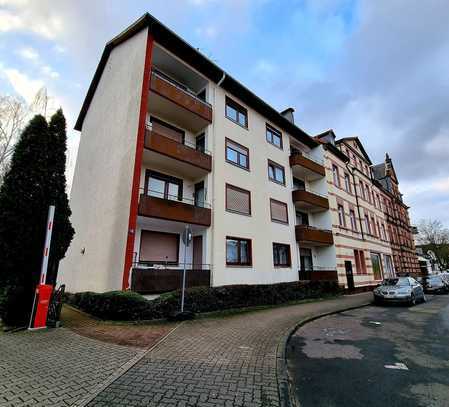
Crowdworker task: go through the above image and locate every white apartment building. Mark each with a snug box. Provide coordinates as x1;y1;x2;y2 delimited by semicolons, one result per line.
59;13;338;294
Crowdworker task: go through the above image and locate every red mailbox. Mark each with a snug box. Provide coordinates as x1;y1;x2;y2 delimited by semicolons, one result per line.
32;284;53;329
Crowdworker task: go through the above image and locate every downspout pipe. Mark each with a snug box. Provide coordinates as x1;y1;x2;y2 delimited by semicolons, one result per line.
346;163;365;240
217;72;226;87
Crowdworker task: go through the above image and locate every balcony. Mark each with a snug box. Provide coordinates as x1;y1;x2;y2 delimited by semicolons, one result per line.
149;70;212;133
131;266;210;294
298;268;338;282
295;225;334;246
290;152;325;181
143;129;212;179
138;193;211;226
292;189;329;213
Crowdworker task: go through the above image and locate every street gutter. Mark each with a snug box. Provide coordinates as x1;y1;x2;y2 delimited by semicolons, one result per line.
276;299;372;407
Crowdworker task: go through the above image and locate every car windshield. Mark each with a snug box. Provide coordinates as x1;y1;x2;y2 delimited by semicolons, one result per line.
383;278;410;287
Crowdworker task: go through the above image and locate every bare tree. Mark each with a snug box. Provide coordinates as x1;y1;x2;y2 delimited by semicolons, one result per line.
30;87;49;118
0;95;28;182
417;219;449;245
417;219;449;269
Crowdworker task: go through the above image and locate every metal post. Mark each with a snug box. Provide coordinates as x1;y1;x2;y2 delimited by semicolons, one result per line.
181;232;187;313
180;224;192;314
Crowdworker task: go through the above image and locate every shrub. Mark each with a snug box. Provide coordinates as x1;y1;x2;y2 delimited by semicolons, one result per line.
0;285;33;327
64;281;342;322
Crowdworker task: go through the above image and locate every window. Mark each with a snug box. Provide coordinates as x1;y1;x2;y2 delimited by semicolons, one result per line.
349;210;357;231
360;181;366;199
146;170;182;201
196;133;205;152
268;160;285;185
344;173;351;193
293;177;305;191
296;211;309;226
366;185;371;203
225;138;249;170
273;243;291;267
139;230;179;265
226;236;252;266
332;164;340;187
371;217;377;236
354;249;367;274
338;204;346;227
270;199;288;224
381;224;387;240
371;253;383;280
266;125;283;149
225;97;248;128
364;215;371;234
225;184;251;215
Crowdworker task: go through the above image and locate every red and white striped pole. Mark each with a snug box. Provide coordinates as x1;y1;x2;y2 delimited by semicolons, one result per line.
39;205;55;285
28;205;55;330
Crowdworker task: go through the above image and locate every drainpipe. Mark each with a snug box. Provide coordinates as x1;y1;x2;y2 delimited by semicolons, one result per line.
346;163;365;240
217;72;226;87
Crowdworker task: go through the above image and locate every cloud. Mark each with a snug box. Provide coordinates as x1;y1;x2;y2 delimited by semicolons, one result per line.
2;67;43;104
16;46;39;61
41;65;59;79
0;5;63;39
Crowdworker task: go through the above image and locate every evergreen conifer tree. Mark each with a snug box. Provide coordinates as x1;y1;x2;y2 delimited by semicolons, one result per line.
0;109;74;325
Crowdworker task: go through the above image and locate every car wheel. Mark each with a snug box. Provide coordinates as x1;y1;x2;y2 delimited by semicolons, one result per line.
409;293;416;306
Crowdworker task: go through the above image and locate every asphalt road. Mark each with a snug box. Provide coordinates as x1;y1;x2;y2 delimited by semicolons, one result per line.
287;294;449;407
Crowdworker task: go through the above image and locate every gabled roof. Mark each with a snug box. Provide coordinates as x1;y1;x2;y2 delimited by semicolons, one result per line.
75;13;318;148
336;136;372;165
314;129;349;162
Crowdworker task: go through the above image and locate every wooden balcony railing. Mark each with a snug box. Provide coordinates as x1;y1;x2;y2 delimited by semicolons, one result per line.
298;268;338;282
145;130;212;173
292;189;329;212
289;152;325;180
295;225;334;246
150;71;212;123
131;266;210;294
138;193;212;226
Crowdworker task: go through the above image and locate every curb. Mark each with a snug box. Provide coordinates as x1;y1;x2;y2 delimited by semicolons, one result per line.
276;301;372;407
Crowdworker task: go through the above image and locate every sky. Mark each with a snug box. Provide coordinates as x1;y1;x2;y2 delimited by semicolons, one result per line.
0;0;448;227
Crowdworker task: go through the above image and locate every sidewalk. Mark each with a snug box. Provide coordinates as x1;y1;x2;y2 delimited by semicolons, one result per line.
87;293;372;407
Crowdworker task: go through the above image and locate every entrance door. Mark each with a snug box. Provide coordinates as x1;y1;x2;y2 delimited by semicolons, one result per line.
345;261;355;291
192;235;203;270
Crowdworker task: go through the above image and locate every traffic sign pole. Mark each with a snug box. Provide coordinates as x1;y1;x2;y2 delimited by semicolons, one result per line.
180;225;192;313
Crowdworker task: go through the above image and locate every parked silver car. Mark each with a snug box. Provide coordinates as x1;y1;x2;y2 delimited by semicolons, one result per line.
373;277;426;305
421;275;449;294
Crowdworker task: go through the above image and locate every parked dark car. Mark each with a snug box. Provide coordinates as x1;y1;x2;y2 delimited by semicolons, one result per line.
373;277;426;305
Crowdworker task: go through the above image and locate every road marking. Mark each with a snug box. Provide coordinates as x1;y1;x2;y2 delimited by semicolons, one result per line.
369;321;382;325
384;362;409;370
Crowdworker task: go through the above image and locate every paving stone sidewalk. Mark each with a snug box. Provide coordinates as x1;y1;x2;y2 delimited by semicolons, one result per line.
88;293;372;407
0;327;143;407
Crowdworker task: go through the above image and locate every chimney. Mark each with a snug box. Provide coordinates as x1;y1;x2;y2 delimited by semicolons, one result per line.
281;107;295;124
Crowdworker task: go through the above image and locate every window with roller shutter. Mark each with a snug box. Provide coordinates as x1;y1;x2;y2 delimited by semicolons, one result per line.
225;184;251;215
139;230;179;264
270;198;288;224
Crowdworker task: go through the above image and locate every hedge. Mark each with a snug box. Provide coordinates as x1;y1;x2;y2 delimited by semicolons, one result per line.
64;281;342;321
